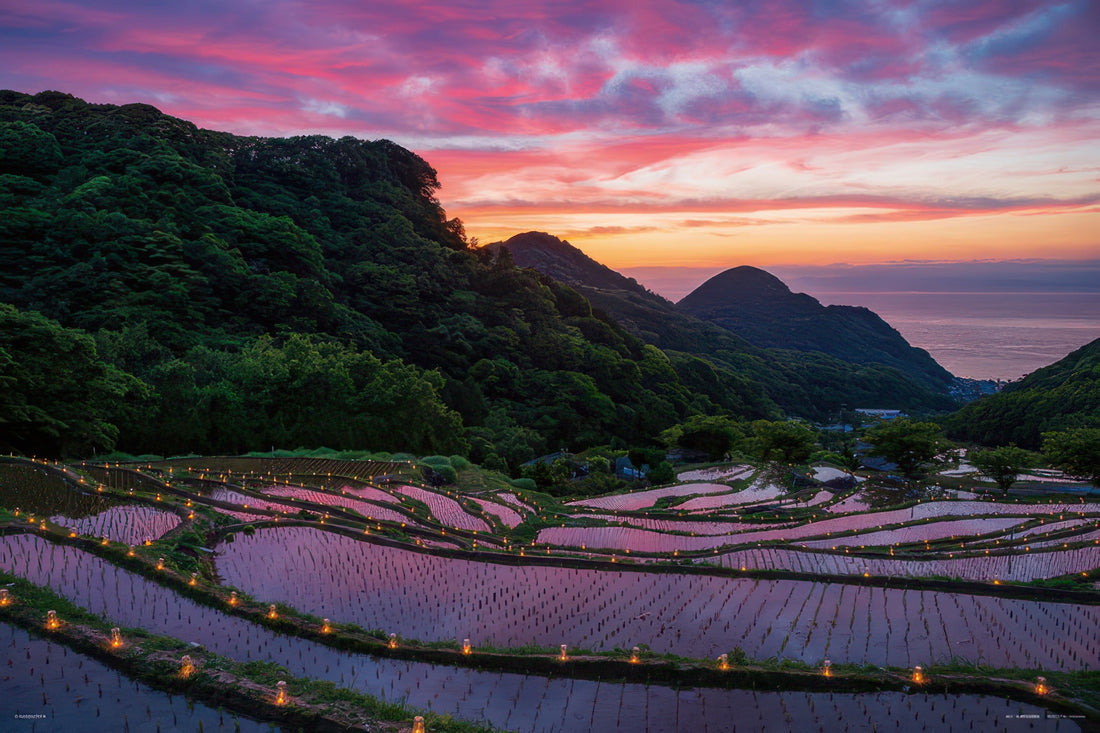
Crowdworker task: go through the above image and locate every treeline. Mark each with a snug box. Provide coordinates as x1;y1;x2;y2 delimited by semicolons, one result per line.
0;304;464;456
0;90;771;461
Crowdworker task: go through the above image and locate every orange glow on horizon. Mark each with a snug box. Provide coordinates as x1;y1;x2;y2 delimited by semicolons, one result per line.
459;205;1099;270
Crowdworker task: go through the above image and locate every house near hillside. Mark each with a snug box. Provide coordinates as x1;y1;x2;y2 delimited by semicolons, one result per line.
856;408;905;420
615;456;647;480
665;448;710;465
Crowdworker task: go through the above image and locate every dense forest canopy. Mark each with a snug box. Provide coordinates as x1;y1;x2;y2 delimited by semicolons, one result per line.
0;90;781;461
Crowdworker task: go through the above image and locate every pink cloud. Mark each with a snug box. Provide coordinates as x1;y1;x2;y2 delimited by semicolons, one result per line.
1;0;1096;263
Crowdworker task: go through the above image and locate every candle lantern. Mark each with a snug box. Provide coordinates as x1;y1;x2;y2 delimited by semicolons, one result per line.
181;655;194;678
268;604;278;619
229;591;238;606
631;647;640;664
110;627;122;648
156;557;164;571
322;619;331;633
913;666;924;684
462;638;471;655
412;716;426;733
388;633;398;649
1036;677;1049;695
718;653;729;670
46;610;60;630
0;589;10;606
275;680;288;705
189;573;197;586
559;644;567;661
823;659;832;677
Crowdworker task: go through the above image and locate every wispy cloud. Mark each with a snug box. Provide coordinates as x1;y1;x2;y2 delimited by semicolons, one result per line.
1;0;1096;265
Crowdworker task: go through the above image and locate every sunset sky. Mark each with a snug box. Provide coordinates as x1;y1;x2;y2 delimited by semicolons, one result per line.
2;0;1098;271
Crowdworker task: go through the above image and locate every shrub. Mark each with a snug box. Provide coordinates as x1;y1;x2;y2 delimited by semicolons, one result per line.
510;477;537;492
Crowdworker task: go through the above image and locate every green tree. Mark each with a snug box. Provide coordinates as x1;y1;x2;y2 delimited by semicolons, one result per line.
969;445;1036;494
863;419;947;478
1042;428;1100;487
646;460;675;485
661;414;745;461
0;303;143;456
748;420;816;465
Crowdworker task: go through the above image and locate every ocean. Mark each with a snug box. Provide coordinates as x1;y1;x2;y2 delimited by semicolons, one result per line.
812;292;1100;381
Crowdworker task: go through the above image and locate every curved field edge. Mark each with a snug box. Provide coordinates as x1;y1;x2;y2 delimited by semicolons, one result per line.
1;569;1097;727
0;572;496;733
12;458;1097;600
4;525;1100;712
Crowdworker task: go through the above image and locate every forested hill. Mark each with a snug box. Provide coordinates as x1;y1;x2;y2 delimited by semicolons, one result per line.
678;266;954;389
943;338;1100;449
492;232;958;418
0;90;776;461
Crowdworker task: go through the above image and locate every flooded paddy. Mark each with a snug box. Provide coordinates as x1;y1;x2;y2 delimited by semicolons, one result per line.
0;547;1077;732
2;623;272;732
213;527;1099;669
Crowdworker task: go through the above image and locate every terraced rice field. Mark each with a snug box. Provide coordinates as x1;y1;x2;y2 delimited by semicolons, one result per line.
6;534;1074;731
676;482;786;511
569;482;749;511
212;527;1099;669
1;456;1096;731
539;498;1100;555
2;624;270;731
394;485;491;531
49;505;181;545
710;546;1100;583
800;517;1030;548
576;514;788;535
471;497;524;528
260;485;415;524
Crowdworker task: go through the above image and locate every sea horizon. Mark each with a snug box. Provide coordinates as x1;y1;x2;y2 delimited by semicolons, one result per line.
813;291;1100;382
623;265;1100;382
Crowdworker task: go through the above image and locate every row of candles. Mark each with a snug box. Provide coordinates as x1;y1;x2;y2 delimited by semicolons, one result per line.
0;585;1058;699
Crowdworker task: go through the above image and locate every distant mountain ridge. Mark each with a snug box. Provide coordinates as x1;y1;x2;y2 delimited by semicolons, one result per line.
491;232;958;418
678;266;954;388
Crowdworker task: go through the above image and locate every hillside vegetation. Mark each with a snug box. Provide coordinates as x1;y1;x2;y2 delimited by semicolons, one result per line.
944;338;1100;449
494;232;957;419
0;90;771;460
